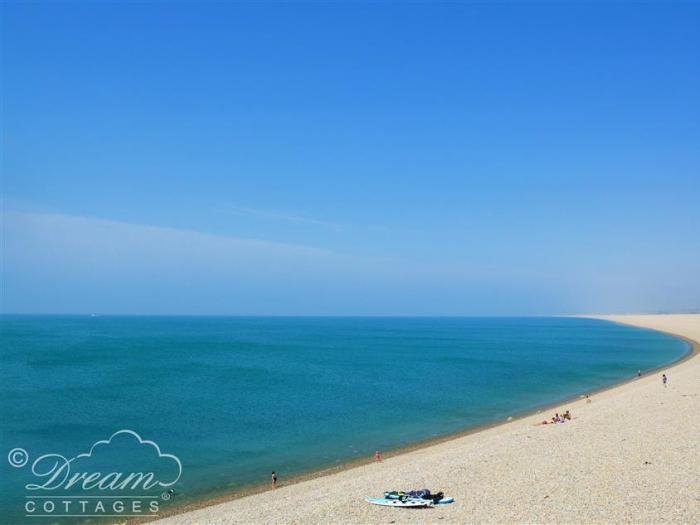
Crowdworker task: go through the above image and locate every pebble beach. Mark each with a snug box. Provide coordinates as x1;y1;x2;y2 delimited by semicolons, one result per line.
155;314;700;524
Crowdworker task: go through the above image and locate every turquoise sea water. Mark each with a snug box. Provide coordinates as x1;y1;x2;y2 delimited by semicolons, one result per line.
0;316;689;523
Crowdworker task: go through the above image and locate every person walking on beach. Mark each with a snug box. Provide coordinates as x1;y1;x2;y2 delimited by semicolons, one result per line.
662;374;668;388
374;450;382;462
271;471;277;488
637;369;642;378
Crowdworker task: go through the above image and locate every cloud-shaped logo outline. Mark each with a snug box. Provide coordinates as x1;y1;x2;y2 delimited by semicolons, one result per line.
72;429;182;487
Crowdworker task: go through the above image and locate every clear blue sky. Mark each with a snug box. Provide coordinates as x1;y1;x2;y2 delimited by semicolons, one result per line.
2;1;699;315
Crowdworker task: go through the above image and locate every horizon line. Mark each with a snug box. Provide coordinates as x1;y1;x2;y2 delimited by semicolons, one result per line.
2;311;699;318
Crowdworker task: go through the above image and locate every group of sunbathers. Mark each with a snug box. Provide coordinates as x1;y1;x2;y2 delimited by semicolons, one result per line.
538;410;571;425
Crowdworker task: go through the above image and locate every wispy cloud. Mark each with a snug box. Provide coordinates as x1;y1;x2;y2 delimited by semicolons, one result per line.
215;204;430;238
0;210;386;314
7;209;679;315
217;205;344;230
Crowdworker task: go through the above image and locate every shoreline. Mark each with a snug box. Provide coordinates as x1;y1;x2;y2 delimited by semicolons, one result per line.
149;315;700;524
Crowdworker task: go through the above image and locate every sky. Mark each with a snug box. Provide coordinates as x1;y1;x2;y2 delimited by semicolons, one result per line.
2;1;699;315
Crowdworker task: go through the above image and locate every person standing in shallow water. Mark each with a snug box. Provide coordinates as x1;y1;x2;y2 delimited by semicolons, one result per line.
662;374;668;387
271;471;277;488
374;450;382;462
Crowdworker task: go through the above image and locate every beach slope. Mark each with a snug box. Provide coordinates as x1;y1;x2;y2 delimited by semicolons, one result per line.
156;314;700;524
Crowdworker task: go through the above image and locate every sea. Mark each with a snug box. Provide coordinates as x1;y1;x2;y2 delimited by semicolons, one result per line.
0;316;689;523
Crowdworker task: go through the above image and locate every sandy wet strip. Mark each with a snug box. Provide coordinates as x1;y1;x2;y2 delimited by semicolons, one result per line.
155;314;700;524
